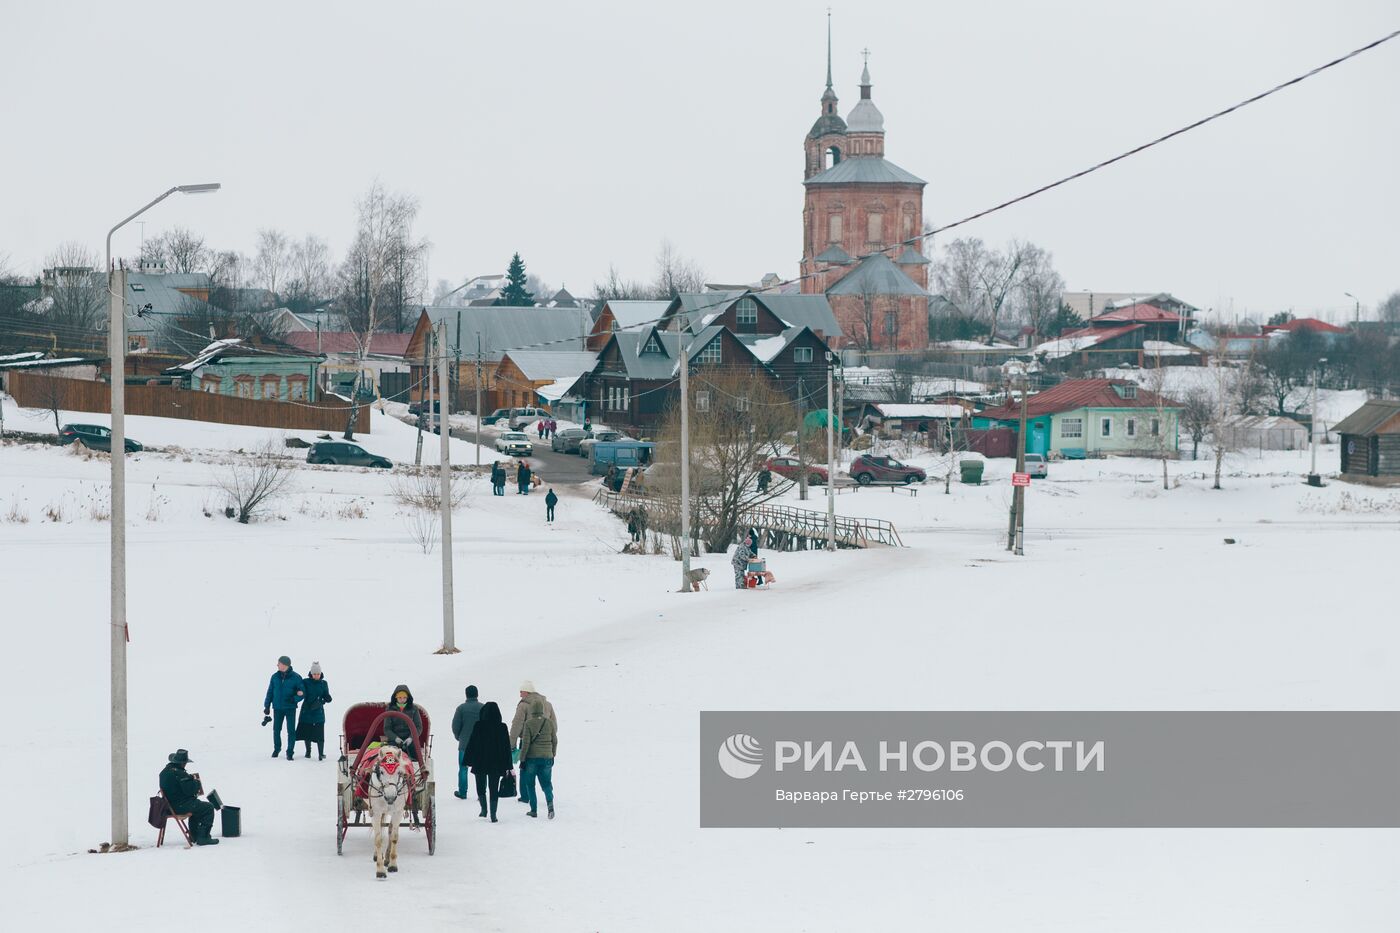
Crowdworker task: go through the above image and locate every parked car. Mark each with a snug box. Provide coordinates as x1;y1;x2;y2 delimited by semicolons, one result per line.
1023;453;1048;479
407;399;444;417
588;440;655;475
578;429;625;459
58;423;143;453
306;441;391;468
495;432;534;456
763;456;828;485
482;408;512;426
849;454;926;485
551;427;588;453
508;407;552;431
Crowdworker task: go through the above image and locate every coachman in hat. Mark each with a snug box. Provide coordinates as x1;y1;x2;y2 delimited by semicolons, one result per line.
159;749;218;845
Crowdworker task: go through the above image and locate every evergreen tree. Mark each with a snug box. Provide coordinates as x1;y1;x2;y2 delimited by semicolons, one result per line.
496;253;536;306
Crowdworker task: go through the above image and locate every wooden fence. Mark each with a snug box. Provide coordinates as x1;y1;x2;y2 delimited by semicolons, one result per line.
7;371;369;434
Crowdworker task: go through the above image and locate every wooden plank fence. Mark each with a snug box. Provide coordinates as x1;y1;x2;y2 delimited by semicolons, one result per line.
6;371;369;434
593;488;903;551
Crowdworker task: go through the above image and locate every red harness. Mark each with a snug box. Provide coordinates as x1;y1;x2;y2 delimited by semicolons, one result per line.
353;747;417;800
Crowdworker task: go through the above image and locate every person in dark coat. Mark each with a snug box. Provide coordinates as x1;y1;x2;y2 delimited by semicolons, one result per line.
296;661;332;760
383;684;424;761
262;655;304;760
604;463;618;492
516;461;532;495
490;461;506;496
159;749;217;845
757;468;771;493
451;685;484;801
462;701;512;821
545;488;558;523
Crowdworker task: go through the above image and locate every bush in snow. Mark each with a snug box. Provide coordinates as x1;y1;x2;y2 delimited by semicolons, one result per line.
217;441;295;524
391;468;473;512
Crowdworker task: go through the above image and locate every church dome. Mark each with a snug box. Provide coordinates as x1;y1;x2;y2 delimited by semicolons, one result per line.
846;99;884;133
809;112;847;138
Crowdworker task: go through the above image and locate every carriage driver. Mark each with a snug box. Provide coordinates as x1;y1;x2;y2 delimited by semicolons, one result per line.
383;684;424;761
159;749;219;846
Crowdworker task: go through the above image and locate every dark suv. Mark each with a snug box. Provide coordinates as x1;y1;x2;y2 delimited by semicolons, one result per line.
849;454;926;485
306;441;391;468
59;423;143;453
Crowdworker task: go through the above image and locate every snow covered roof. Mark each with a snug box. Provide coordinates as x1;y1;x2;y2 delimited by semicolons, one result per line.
171;338;244;372
1141;340;1195;357
501;350;598;382
875;404;965;420
536;376;584;402
0;351;44;364
0;355;88;369
1034;324;1143;359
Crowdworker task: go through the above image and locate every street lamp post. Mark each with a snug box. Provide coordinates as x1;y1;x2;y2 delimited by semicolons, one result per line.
1344;292;1360;327
106;183;219;849
1308;356;1327;487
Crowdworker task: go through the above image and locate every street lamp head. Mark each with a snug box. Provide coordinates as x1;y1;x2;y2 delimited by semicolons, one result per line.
1344;292;1356;300
176;183;221;194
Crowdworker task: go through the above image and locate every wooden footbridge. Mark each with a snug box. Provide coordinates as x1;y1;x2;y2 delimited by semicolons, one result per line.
593;489;904;551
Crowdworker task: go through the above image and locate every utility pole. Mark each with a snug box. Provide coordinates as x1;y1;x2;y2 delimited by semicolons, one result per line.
436;320;458;653
475;333;482;468
1007;379;1028;556
825;354;836;550
1308;356;1327;487
109;263;128;848
455;308;463;414
677;314;692;592
415;324;429;467
797;375;808;501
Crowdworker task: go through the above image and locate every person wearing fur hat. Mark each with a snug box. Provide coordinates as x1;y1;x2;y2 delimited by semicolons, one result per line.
383;684;424;760
159;749;218;845
509;680;557;803
297;662;332;760
262;655;304;760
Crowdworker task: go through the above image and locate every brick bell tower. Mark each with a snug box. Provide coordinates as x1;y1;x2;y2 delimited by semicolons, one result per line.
800;36;930;351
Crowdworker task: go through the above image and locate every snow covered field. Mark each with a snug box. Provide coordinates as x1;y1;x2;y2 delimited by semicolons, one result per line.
3;403;1398;930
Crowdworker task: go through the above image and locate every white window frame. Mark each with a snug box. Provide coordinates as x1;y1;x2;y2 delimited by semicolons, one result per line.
696;339;722;365
1126;417;1137;439
642;333;661;354
695;390;711;413
1100;417;1112;438
736;395;751;412
1060;417;1083;439
736;298;758;325
793;346;813;363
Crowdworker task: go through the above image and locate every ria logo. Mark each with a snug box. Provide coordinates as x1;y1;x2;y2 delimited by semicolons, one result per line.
718;733;764;779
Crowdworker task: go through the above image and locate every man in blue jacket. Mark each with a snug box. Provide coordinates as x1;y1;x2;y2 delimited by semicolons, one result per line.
263;655;304;760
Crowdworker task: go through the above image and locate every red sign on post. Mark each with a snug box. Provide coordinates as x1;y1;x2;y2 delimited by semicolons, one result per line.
1011;472;1031;487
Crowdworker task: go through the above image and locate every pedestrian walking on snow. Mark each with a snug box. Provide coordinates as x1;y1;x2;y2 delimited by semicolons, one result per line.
519;698;557;819
296;662;332;760
510;680;558;804
491;461;506;496
451;685;484;801
545;488;558;522
463;701;512;821
517;461;532;495
263;655;304;759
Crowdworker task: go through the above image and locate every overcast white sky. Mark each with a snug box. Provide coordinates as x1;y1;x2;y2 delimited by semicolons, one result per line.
3;1;1397;323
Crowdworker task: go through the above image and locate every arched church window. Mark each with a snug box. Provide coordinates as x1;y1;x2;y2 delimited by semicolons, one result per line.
867;212;884;244
828;214;843;244
825;146;841;169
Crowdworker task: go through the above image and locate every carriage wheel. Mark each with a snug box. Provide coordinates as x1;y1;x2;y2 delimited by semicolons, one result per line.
425;791;436;855
336;793;346;855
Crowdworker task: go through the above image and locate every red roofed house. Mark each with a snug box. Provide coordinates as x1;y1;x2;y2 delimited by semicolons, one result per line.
1260;317;1349;343
971;378;1182;458
281;331;412;400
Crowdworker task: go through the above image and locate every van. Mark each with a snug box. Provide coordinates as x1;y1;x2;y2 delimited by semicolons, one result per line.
508;407;552;431
589;440;656;475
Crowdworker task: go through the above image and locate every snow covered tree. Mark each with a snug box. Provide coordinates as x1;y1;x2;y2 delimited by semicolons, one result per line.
496;253;535;306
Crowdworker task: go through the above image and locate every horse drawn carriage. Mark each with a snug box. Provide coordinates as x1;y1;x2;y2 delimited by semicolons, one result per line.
336;702;437;873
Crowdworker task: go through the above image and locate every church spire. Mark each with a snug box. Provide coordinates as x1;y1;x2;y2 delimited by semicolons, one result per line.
825;9;833;92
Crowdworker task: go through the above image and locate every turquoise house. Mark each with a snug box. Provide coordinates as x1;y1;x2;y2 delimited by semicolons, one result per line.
972;378;1182;458
164;339;324;402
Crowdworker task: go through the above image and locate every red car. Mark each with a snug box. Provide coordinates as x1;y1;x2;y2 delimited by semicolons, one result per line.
849;454;926;485
763;456;828;485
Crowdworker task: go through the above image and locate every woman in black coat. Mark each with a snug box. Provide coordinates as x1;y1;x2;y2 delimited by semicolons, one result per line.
462;701;512;821
296;662;332;760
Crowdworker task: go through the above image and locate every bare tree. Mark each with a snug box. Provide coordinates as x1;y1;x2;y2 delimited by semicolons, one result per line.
337;182;426;436
217;441;295;524
1179;386;1213;461
254;228;291;297
882;355;922;405
25;374;69;434
651;240;706;299
593;264;651;302
855;288;881;350
42;243;105;333
1207;347;1242;490
931;237;1044;345
654;367;791;552
1009;242;1065;340
1138;358;1177;490
157;227;209;274
1379;290;1400;329
286;235;332;313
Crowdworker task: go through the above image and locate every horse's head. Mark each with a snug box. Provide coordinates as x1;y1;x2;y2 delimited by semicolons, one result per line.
371;746;411;807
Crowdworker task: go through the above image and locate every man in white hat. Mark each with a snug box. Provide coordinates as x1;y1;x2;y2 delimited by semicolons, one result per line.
510;680;557;803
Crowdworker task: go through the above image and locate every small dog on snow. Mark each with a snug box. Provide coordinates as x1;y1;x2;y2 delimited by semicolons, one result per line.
681;567;710;592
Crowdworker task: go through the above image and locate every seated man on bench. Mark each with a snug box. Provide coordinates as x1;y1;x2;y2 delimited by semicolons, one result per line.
159;749;218;846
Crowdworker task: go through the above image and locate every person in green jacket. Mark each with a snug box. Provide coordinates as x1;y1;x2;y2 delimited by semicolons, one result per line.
159;749;218;845
519;699;557;819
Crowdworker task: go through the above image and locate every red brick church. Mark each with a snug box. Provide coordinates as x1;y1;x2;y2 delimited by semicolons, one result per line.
799;41;929;352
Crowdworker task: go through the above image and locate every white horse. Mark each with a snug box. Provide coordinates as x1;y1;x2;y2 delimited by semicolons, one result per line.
364;745;413;879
